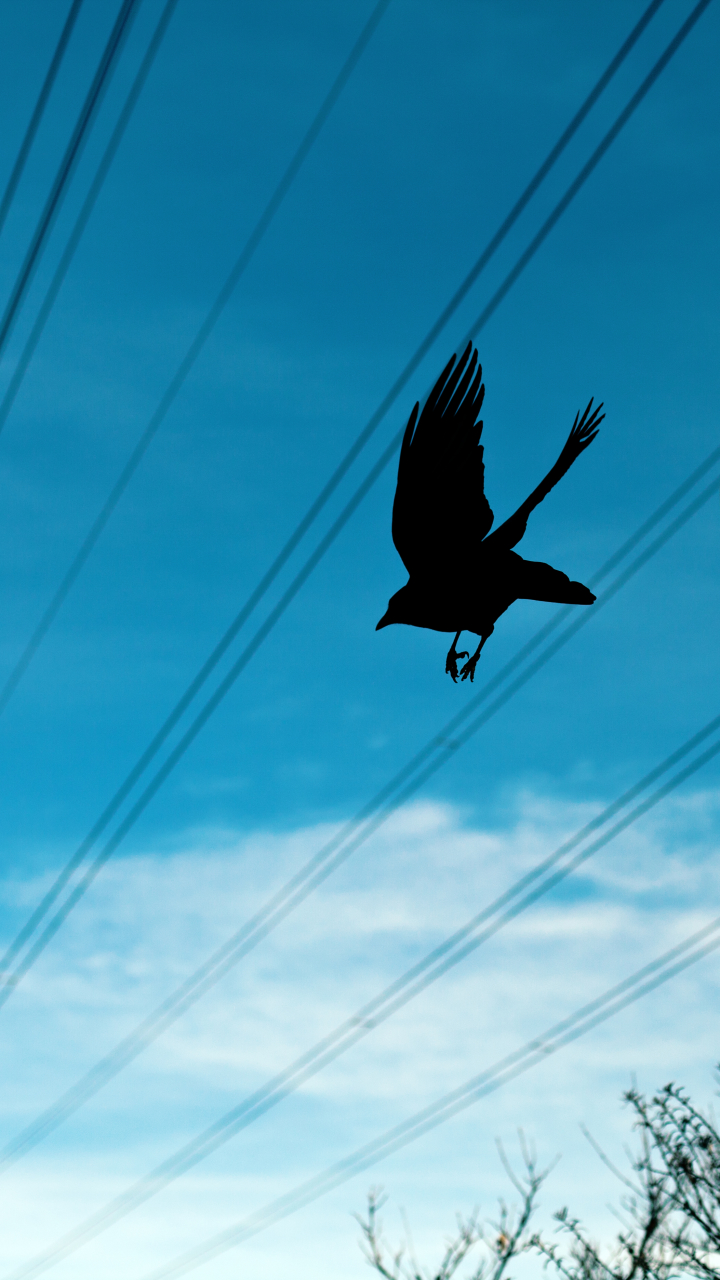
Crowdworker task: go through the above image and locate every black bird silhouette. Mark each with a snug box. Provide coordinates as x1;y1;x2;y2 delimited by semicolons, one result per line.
376;344;604;682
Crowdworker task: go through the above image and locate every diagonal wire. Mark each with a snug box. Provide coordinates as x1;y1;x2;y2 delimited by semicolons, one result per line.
0;0;664;712
0;368;716;1017
139;918;720;1280
2;461;719;1163
0;0;142;361
459;0;714;347
0;0;693;983
4;398;717;996
0;0;181;437
0;0;392;707
0;0;391;973
11;742;720;1280
4;469;716;1014
1;472;716;1015
0;0;86;239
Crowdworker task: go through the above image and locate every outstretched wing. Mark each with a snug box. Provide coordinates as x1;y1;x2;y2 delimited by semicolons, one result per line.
483;396;604;552
391;343;492;577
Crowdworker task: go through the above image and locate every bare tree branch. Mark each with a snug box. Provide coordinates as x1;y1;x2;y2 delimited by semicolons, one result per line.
357;1138;549;1280
357;1069;720;1280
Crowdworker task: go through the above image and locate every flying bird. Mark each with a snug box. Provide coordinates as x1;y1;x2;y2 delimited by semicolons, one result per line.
376;344;604;682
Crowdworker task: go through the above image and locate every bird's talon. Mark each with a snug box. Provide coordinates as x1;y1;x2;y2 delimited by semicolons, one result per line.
460;656;479;682
445;649;468;681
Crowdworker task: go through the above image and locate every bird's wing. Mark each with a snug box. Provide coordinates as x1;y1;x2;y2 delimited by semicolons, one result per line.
391;343;492;576
483;397;604;552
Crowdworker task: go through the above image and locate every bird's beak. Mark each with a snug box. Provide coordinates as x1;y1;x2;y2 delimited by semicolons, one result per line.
376;612;391;630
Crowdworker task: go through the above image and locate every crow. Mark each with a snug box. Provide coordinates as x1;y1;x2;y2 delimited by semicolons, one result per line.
376;343;604;682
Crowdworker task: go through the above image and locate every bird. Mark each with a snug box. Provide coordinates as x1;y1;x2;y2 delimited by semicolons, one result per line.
376;343;604;682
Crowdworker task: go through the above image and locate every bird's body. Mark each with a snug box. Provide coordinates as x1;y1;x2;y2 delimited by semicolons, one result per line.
383;549;594;635
376;344;603;680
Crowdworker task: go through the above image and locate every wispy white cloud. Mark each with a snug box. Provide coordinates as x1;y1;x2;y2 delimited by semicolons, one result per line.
1;787;719;1279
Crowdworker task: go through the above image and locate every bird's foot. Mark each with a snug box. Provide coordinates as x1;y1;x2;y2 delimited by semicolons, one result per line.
460;653;481;682
445;648;469;682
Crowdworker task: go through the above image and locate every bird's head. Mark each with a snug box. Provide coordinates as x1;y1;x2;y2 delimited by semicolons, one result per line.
376;584;412;630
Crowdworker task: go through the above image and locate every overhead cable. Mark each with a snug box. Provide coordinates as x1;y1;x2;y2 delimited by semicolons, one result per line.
0;0;392;702
0;0;142;361
4;410;719;999
0;0;181;438
0;0;664;709
2;457;719;1156
0;0;86;239
459;0;714;348
138;917;720;1280
0;0;697;987
11;794;720;1280
4;468;716;1017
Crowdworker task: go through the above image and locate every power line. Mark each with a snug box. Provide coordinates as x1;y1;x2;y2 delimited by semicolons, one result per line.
139;918;720;1280
0;0;392;707
0;0;142;362
0;0;665;710
0;0;86;239
0;0;694;985
0;380;716;1017
459;0;714;349
134;11;720;1260
5;5;711;1259
1;470;716;1013
0;0;181;439
6;472;713;1015
2;459;718;1162
11;741;720;1280
0;0;392;975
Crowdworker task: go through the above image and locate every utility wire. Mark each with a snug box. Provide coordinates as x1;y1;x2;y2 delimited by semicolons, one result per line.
139;917;720;1280
459;0;714;348
12;752;720;1280
4;371;718;994
0;0;86;239
1;473;716;1015
0;411;716;1016
0;0;664;711
16;723;720;1266
0;0;142;361
0;0;391;972
4;468;716;1015
0;0;392;706
3;9;711;1263
0;0;694;985
2;460;719;1163
0;0;181;438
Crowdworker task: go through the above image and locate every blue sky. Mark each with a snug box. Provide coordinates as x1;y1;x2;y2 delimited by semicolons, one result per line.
0;0;719;1275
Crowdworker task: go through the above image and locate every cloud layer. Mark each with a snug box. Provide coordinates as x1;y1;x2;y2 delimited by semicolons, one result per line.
1;785;719;1278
